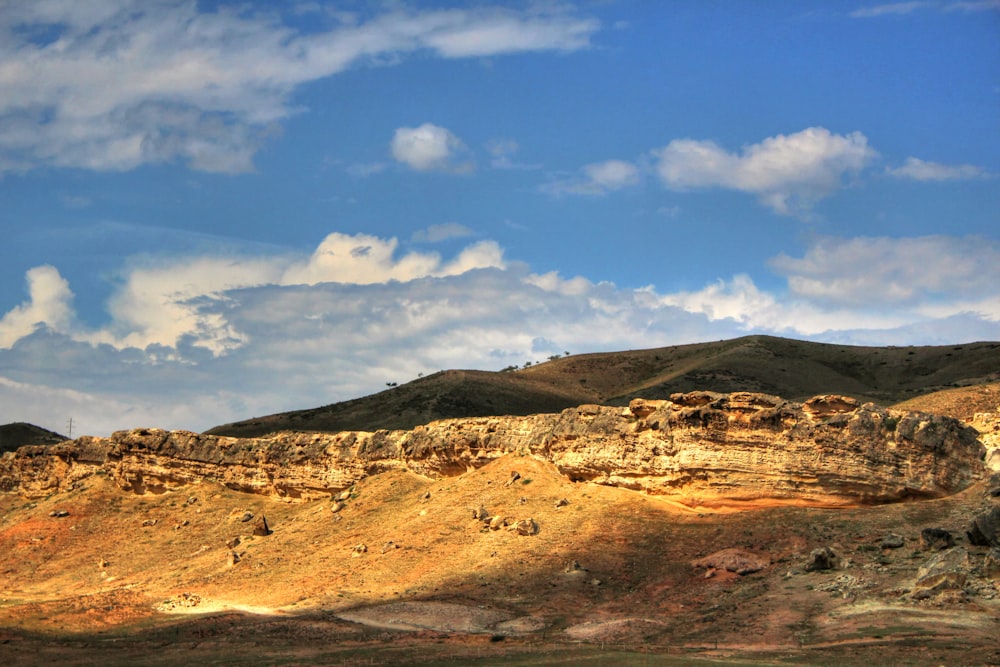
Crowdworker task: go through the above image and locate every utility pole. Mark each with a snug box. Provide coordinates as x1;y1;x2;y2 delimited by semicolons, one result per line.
66;417;73;439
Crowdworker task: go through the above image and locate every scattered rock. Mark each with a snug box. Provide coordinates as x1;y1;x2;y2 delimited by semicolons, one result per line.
49;509;69;518
380;541;399;554
912;571;967;600
98;558;109;569
987;487;1000;498
186;496;198;505
692;548;769;575
518;497;527;505
917;547;970;582
555;498;570;508
489;515;508;531
564;560;586;573
252;516;272;536
505;471;521;487
984;547;1000;579
351;543;368;557
881;534;905;549
805;547;838;572
226;536;241;549
141;518;157;527
228;550;241;566
920;527;954;551
512;518;539;536
336;489;352;502
473;506;490;522
240;511;254;523
330;501;345;514
589;578;602;587
422;491;431;500
967;506;1000;547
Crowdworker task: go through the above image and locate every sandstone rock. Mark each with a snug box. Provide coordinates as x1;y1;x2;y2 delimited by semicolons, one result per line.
488;515;508;531
555;498;570;508
98;558;109;569
984;547;1000;579
920;527;955;551
227;550;240;566
805;547;838;572
692;548;769;575
380;541;398;554
49;509;69;518
512;518;539;536
330;501;345;513
141;518;157;527
351;543;367;557
240;511;254;523
564;560;586;573
505;471;521;487
912;571;967;600
917;547;970;582
473;506;490;522
186;496;198;505
336;489;352;502
967;506;1000;547
226;536;241;549
252;516;272;536
0;394;985;509
881;534;905;549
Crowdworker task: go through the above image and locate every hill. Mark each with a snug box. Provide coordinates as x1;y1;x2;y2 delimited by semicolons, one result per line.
207;335;1000;436
0;422;67;453
892;382;1000;422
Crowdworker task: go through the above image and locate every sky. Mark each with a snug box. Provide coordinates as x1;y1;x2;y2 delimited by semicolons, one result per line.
0;0;998;437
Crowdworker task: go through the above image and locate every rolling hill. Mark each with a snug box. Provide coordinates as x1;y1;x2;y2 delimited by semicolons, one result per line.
206;335;1000;437
0;422;67;453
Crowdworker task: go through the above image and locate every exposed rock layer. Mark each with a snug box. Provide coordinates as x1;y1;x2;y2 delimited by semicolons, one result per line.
0;392;985;508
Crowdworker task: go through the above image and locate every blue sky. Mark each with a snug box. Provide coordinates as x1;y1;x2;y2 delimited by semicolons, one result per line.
1;0;998;436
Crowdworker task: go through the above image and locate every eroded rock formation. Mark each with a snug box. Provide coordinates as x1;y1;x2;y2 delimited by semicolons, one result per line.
0;392;986;509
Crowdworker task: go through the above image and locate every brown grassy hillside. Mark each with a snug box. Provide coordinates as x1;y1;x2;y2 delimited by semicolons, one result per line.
892;382;1000;422
207;335;1000;436
0;423;67;453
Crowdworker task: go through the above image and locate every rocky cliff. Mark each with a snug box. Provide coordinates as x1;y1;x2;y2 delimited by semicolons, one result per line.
0;392;986;509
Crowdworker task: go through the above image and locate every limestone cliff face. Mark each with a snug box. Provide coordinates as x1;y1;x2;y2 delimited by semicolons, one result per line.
0;392;986;508
971;410;1000;472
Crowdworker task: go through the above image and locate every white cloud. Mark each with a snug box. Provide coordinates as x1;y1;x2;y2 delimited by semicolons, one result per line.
0;266;75;346
0;3;598;174
770;235;1000;312
544;159;641;195
886;157;987;181
2;232;999;437
391;123;473;173
653;127;877;215
485;138;540;170
850;2;932;17
411;223;474;243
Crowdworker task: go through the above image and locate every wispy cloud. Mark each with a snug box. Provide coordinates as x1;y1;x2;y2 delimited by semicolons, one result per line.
0;2;599;174
543;159;641;196
850;0;1000;17
887;157;988;181
411;223;475;244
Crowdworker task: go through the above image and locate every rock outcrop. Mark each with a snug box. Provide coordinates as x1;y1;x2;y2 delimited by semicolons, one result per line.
0;392;986;509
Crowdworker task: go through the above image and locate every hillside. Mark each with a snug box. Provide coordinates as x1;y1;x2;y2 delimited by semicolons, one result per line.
207;335;1000;436
0;423;67;453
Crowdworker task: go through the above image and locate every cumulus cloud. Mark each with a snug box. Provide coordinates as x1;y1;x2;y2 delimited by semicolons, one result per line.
2;231;999;436
886;157;987;181
770;235;1000;313
0;2;598;174
544;159;641;195
0;266;75;346
653;127;877;215
391;123;473;173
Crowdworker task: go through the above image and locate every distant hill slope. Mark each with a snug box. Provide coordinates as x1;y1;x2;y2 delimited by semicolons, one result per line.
205;335;1000;437
0;423;67;453
891;382;1000;422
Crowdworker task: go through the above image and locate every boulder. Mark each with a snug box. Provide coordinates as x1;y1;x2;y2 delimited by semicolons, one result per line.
489;515;508;531
984;547;1000;579
252;516;272;536
691;548;769;575
920;527;954;551
880;534;905;549
473;506;490;522
917;547;970;581
967;506;1000;547
912;571;966;600
805;547;837;572
512;518;539;536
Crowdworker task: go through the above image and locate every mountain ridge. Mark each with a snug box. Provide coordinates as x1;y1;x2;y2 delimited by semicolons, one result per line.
206;335;1000;437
